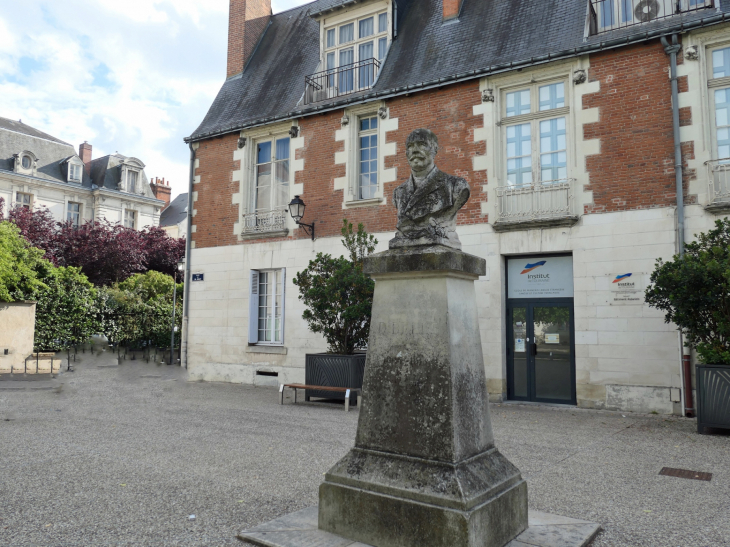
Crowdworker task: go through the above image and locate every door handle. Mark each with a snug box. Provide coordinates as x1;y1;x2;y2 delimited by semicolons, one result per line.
532;343;538;356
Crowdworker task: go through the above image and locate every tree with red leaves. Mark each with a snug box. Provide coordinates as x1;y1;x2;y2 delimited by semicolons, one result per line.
0;198;185;286
55;220;148;286
140;226;187;277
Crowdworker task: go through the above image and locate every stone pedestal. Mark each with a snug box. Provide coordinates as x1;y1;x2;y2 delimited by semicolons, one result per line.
318;246;528;547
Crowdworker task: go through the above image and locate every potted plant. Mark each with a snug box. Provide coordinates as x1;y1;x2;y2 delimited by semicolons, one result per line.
645;219;730;434
293;220;376;405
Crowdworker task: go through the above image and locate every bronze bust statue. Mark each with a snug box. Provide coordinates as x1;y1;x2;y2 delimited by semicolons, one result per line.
390;129;470;250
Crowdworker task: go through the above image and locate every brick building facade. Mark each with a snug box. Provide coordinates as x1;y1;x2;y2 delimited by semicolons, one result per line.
184;0;730;414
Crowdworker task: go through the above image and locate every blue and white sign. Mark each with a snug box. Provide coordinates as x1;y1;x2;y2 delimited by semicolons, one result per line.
508;256;574;299
192;273;205;282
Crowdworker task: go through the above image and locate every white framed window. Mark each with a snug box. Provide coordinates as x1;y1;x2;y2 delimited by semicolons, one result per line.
323;10;388;92
21;155;32;169
126;170;138;193
123;209;136;229
69;163;82;182
67;202;81;227
358;115;379;199
502;80;569;185
248;269;286;345
16;192;32;209
253;136;290;213
708;45;730;161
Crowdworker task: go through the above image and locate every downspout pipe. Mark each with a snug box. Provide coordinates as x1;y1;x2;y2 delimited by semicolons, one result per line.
661;34;693;417
181;143;196;369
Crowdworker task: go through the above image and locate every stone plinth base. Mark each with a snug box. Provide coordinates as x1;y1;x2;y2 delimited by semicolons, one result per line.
237;506;601;547
318;447;527;547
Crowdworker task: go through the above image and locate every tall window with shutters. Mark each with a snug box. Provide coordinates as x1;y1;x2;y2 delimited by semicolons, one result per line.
249;269;286;345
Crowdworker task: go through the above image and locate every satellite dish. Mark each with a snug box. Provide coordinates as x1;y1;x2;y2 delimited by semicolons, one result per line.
634;0;661;22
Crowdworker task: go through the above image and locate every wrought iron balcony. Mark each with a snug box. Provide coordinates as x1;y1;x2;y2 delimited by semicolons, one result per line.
495;179;577;227
241;207;288;236
588;0;714;36
705;159;730;209
304;58;381;105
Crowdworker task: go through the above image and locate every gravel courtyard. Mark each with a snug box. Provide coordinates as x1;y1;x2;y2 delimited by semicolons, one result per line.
0;347;728;547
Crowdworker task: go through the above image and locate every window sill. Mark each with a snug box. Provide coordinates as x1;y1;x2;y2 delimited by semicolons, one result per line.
240;229;289;241
344;197;385;208
246;345;287;355
493;216;579;232
705;201;730;214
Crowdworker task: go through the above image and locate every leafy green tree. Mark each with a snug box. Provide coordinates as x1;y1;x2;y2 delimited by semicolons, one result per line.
99;271;183;349
0;221;50;302
118;270;181;301
645;218;730;365
293;220;377;355
34;267;100;352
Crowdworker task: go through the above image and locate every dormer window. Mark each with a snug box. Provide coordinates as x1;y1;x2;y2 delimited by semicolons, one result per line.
127;170;138;193
69;163;82;182
589;0;714;35
118;157;146;194
323;10;389;87
306;4;392;104
14;150;38;176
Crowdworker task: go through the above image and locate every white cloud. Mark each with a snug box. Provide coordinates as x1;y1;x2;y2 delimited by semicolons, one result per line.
0;0;313;199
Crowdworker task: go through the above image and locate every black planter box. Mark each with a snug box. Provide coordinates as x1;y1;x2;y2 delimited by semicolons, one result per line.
696;364;730;434
305;353;366;405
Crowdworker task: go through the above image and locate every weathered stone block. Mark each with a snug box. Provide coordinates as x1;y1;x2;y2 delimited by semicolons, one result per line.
318;246;527;546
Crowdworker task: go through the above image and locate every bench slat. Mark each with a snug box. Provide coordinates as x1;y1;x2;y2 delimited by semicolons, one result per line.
284;383;360;392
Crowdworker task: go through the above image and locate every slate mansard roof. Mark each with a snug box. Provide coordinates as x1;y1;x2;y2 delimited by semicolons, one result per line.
188;0;730;142
0;116;79;185
0;116;157;199
159;193;189;228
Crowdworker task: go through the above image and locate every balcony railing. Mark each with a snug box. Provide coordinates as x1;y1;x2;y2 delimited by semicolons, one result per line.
241;207;288;235
304;58;381;105
496;179;575;225
706;159;730;207
588;0;714;36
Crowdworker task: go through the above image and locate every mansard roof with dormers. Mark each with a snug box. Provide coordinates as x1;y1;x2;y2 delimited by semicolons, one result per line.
0;116;156;199
188;0;730;142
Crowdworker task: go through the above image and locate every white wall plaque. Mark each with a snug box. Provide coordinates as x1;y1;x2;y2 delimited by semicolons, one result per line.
609;272;646;305
507;256;574;299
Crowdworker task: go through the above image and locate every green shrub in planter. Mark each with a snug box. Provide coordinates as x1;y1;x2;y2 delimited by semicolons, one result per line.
645;218;730;365
293;220;377;355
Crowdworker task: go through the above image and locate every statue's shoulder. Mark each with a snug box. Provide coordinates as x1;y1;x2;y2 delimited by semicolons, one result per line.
436;169;469;191
393;179;411;199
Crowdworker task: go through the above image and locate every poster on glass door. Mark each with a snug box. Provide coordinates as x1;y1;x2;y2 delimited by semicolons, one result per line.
508;256;574;299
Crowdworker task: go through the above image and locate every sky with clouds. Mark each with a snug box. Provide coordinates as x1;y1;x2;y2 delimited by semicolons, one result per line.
0;0;312;199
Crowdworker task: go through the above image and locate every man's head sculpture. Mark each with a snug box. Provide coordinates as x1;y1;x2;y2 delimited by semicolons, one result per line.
389;129;470;250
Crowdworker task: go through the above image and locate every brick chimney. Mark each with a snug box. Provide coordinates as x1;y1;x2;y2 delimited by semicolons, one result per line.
79;142;92;177
443;0;464;21
150;177;172;210
227;0;272;78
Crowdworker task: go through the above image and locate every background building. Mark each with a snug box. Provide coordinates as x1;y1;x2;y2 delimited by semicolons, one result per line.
184;0;730;414
0;117;166;227
158;190;188;238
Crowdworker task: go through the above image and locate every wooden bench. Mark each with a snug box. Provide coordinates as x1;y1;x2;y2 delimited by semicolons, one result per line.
279;383;362;412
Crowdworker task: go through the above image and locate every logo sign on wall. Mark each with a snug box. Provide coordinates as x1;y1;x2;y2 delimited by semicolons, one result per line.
610;272;645;305
507;256;574;299
192;273;205;282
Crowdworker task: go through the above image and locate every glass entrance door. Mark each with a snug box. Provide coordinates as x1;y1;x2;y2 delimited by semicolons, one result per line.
508;302;575;404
